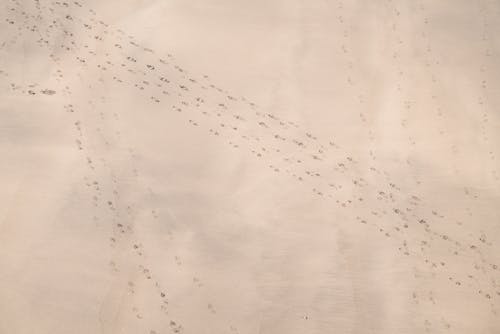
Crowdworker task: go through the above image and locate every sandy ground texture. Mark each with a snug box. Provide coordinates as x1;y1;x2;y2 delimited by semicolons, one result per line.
1;0;500;333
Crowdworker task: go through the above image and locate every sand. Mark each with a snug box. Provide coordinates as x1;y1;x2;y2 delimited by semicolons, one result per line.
0;0;499;333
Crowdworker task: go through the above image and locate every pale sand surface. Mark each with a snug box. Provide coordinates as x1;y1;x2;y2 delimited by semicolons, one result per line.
1;0;499;333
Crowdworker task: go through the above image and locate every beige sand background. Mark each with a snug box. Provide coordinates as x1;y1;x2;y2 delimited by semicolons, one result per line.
1;0;499;333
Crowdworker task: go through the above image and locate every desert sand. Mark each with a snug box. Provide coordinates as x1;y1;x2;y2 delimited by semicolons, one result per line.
1;0;499;333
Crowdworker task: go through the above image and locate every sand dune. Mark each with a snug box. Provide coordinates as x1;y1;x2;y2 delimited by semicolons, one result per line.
1;0;499;333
